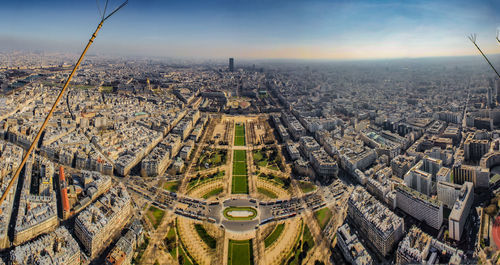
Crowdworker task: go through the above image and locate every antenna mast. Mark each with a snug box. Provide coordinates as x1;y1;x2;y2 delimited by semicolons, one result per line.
0;0;128;210
468;34;500;79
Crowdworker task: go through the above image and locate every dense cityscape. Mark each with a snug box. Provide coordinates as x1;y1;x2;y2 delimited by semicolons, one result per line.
1;0;500;263
0;51;499;264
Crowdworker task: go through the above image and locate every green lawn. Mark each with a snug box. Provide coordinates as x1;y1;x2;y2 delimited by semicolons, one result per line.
167;226;175;239
235;136;246;146
232;175;249;194
235;124;245;136
147;206;165;229
233;150;248;175
233;162;248;175
163;181;179;192
188;170;225;190
164;227;177;258
196;148;227;171
228;239;253;265
234;123;246;146
258;173;290;190
257;187;278;199
202;187;223;199
232;150;248;194
298;181;316;193
314;207;333;230
253;150;263;161
178;245;193;265
303;225;315;250
233;150;247;161
252;147;284;172
70;84;95;90
253;149;267;167
100;86;114;93
194;224;216;249
264;223;285;248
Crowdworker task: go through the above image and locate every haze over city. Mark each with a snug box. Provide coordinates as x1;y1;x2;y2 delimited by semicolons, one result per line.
1;0;499;59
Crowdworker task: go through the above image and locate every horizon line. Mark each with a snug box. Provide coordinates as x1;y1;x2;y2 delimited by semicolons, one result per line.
2;49;499;63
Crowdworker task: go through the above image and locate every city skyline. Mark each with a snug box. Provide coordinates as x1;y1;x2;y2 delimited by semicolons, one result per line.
2;1;500;264
1;0;499;60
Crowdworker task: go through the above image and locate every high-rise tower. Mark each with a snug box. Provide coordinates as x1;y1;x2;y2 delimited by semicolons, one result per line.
229;58;234;72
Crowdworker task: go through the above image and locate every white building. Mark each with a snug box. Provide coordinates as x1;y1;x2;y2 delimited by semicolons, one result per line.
396;185;443;230
437;181;462;208
449;182;474;241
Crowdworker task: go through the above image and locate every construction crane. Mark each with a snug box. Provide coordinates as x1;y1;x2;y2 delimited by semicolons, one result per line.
0;0;128;212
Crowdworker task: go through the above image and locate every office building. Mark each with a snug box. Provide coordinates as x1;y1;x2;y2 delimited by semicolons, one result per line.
404;167;432;196
437;181;462;208
449;182;474;241
229;58;234;72
396;185;443;230
464;132;489;162
451;164;489;188
404;156;442;196
436;167;451;183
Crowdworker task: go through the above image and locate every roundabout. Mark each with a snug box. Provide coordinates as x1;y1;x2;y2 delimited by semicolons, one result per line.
220;198;261;233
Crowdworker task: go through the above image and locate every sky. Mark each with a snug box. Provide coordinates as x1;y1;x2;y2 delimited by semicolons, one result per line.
0;0;499;60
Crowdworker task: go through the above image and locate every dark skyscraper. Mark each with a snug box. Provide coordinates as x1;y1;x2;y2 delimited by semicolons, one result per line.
229;58;234;72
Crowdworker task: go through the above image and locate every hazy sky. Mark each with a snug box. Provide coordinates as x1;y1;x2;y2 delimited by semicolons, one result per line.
1;0;499;60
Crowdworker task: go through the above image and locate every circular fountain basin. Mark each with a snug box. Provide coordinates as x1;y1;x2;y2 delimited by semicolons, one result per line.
223;207;257;220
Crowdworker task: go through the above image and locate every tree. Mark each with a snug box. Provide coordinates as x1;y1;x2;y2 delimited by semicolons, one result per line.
283;177;291;188
303;241;310;253
277;157;284;171
485;204;497;216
